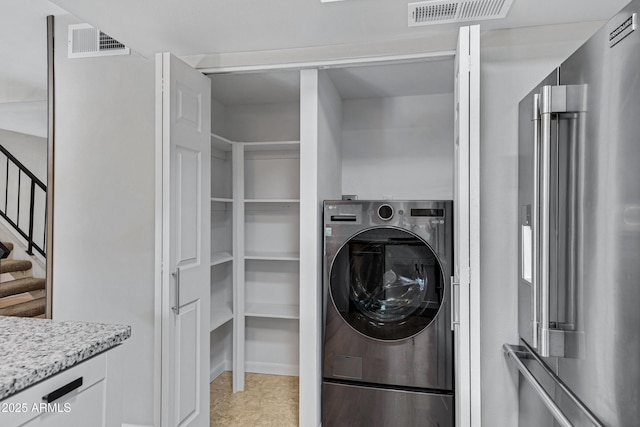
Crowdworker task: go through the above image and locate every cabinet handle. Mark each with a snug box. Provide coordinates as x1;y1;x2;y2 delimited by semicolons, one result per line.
450;276;459;331
172;267;181;315
42;377;83;403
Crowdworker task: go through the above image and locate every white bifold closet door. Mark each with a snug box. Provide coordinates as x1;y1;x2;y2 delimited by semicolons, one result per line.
453;25;481;427
157;52;212;427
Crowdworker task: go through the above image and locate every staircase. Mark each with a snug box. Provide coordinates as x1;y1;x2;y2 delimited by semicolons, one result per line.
0;242;46;317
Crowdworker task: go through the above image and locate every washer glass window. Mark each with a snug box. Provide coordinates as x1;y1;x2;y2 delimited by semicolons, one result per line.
329;227;444;341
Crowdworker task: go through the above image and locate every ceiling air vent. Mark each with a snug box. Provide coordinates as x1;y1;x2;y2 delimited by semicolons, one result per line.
408;0;513;26
68;23;130;58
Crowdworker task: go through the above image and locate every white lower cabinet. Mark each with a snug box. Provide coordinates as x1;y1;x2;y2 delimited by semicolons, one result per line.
2;348;123;427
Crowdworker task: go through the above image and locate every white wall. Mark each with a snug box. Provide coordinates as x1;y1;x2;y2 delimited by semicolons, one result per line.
478;21;603;426
317;71;342;201
210;97;226;136
341;93;454;200
0;101;47;139
52;14;156;426
224;102;300;142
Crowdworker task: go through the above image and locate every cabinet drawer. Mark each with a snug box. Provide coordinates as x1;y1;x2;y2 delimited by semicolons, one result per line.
1;352;107;427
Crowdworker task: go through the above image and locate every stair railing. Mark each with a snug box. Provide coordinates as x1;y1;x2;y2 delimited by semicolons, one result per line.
0;145;47;257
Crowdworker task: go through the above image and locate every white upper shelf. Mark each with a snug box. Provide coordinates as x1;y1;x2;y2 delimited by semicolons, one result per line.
245;199;300;203
211;197;233;203
211;133;234;152
243;141;300;151
211;133;300;152
245;251;299;261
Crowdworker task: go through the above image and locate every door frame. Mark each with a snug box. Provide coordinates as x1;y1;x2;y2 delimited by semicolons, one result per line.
156;40;481;427
46;15;55;318
454;25;481;427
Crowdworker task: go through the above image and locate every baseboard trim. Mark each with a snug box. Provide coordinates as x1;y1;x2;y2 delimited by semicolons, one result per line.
245;361;299;377
122;424;153;427
210;359;232;382
209;361;299;382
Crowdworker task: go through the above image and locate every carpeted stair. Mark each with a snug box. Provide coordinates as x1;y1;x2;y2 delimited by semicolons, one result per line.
0;242;46;317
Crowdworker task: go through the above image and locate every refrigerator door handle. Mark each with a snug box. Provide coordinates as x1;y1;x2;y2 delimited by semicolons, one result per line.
531;93;540;349
504;342;605;427
503;343;572;427
534;85;586;357
536;84;588;357
539;85;559;357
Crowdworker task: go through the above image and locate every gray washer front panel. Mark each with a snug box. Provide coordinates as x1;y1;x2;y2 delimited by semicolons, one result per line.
322;200;453;391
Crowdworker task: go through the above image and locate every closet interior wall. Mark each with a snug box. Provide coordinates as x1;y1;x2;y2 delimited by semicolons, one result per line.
323;58;456;200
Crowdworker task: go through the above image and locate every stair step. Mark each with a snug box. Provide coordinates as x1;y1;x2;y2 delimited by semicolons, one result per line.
0;277;46;298
0;259;32;274
0;289;45;308
0;297;45;317
1;242;14;252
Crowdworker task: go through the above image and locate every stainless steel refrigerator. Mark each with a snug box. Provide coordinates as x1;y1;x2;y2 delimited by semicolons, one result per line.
504;1;640;425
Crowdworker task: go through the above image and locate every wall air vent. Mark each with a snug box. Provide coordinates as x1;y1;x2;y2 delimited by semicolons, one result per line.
408;0;513;26
68;24;130;58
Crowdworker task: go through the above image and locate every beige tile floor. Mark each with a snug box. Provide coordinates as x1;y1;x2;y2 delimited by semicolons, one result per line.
210;372;299;426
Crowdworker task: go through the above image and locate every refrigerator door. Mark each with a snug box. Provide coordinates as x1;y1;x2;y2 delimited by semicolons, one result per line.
550;2;640;426
513;3;640;426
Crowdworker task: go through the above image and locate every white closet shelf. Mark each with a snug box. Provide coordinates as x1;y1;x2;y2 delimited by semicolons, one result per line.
243;141;300;151
211;251;233;266
213;134;300;152
210;307;233;331
244;199;300;203
211;197;233;203
210;133;234;151
245;251;299;261
245;303;299;319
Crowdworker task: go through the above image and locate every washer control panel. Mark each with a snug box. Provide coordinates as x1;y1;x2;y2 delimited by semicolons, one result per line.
410;208;445;217
324;200;450;230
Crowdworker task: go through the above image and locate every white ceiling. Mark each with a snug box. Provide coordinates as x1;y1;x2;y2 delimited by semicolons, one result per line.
47;0;630;59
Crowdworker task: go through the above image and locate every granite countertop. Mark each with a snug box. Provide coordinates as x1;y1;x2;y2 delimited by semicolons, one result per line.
0;316;131;400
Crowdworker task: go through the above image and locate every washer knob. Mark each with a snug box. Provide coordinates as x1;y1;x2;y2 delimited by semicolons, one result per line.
378;204;394;220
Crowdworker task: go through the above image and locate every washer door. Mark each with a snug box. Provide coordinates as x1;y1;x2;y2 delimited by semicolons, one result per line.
329;227;444;341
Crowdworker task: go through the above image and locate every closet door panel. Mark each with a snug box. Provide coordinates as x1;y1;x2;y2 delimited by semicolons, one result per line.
158;52;211;427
